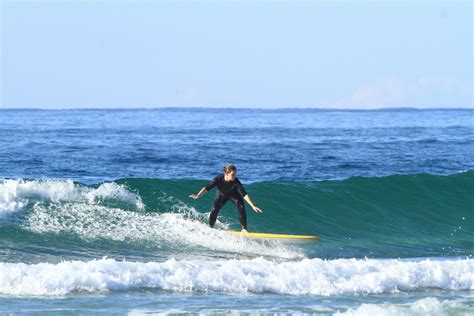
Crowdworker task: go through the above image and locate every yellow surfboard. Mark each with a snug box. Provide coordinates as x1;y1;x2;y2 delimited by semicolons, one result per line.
225;230;320;243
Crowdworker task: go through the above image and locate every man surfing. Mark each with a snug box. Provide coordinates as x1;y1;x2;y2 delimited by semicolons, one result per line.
189;164;262;233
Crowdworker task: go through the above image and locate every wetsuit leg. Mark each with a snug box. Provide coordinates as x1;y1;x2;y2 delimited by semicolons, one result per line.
230;195;247;230
209;193;229;228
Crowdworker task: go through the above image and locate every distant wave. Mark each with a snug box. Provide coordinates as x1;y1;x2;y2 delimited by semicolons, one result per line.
334;297;473;316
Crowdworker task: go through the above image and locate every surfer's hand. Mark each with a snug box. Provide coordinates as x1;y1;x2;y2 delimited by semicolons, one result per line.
252;206;263;213
189;194;199;200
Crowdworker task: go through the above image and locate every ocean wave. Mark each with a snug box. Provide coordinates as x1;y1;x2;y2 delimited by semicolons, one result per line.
1;173;472;259
0;257;472;296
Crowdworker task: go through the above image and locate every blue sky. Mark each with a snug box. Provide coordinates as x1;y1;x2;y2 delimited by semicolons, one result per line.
1;1;472;109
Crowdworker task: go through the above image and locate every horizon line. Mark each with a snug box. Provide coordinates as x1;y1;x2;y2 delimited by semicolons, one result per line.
1;106;473;111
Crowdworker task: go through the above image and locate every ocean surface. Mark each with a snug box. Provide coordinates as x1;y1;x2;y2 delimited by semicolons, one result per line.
0;108;473;315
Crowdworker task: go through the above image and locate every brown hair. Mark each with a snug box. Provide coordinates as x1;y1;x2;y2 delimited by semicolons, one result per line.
223;164;237;173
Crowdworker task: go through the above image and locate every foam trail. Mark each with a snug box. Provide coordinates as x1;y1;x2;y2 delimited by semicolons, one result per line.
25;202;302;259
0;257;472;296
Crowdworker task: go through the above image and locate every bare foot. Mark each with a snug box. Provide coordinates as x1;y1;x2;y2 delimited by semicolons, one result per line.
241;228;249;234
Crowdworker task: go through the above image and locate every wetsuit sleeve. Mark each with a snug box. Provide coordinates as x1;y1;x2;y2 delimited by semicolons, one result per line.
236;179;247;197
205;176;218;191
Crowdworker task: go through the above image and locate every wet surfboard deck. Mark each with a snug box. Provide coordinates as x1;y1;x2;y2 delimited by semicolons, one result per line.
224;230;320;243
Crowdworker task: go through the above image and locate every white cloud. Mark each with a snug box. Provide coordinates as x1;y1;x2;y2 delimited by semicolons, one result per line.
337;76;466;109
337;78;406;109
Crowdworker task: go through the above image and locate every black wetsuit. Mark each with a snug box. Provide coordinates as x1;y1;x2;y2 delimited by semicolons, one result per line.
205;174;248;230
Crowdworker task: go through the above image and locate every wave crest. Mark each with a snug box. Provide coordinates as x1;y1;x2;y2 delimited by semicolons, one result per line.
0;179;144;217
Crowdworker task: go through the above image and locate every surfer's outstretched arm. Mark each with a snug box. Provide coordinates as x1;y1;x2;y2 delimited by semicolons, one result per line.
190;175;219;200
189;187;207;199
243;194;263;213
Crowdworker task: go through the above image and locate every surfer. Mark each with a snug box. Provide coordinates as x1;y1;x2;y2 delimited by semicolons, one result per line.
189;164;262;233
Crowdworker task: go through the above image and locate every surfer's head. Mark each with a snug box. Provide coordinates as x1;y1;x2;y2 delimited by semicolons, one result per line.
223;164;237;181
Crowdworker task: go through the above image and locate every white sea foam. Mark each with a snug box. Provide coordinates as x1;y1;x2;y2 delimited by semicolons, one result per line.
0;178;144;217
0;257;472;296
0;179;28;216
335;297;473;316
